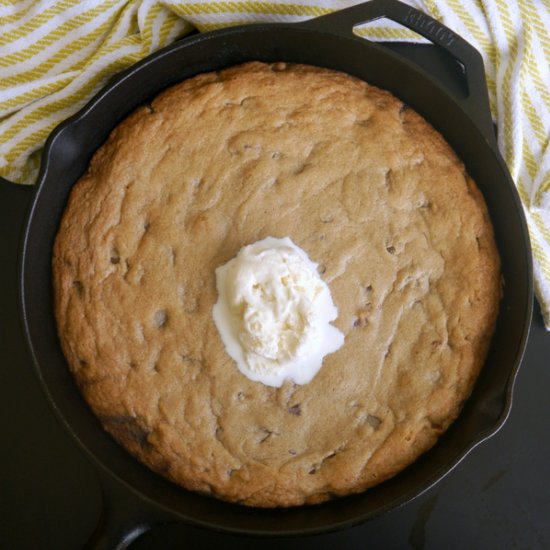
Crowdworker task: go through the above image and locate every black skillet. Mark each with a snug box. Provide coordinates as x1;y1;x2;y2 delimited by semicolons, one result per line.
11;0;532;547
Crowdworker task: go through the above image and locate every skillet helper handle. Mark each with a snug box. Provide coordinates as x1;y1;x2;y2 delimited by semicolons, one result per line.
303;0;495;144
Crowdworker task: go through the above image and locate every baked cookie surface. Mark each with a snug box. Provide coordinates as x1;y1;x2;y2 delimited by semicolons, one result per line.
53;62;501;507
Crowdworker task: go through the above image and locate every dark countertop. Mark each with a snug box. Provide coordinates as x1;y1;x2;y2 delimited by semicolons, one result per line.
1;44;549;550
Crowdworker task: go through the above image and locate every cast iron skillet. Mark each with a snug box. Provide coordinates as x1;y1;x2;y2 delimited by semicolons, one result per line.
12;0;532;547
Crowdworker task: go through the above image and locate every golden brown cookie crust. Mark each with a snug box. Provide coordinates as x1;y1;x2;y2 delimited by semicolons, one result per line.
52;62;501;507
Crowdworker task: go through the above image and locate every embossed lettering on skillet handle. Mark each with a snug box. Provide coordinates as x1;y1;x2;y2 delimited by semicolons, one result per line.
300;0;495;143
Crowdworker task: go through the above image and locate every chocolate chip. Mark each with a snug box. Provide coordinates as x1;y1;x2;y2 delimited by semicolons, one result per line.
419;199;430;209
259;427;274;443
399;104;411;122
429;418;444;432
109;246;121;264
353;310;369;328
385;169;393;190
73;280;84;296
103;415;152;449
366;414;382;430
288;404;301;416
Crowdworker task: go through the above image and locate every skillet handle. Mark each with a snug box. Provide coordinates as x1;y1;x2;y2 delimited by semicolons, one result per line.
84;469;171;550
302;0;495;143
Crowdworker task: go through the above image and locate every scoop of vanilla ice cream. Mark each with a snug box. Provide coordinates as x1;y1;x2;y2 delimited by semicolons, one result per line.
212;237;344;387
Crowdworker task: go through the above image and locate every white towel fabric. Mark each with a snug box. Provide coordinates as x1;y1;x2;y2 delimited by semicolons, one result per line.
1;0;549;328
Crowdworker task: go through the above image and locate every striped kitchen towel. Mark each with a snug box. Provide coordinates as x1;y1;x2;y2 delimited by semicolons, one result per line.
1;0;549;329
